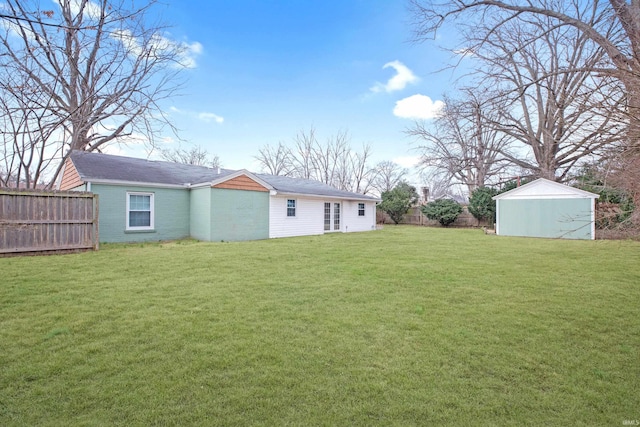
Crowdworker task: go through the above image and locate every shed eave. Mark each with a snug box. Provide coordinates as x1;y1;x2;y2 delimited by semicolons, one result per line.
492;178;600;200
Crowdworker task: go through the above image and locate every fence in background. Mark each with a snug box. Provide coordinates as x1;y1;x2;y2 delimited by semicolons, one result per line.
0;189;98;256
377;206;490;228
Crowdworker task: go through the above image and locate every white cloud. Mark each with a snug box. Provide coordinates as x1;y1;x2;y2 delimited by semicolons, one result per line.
101;144;125;156
112;30;202;69
371;60;419;93
68;0;102;20
453;47;475;58
393;156;421;169
393;94;444;120
169;106;224;124
112;29;143;56
160;136;177;145
198;112;224;124
176;41;203;69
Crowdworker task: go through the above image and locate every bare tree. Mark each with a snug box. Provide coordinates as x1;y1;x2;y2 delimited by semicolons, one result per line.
410;0;640;219
160;145;220;168
310;129;350;186
410;1;637;110
347;144;375;194
290;127;317;180
254;142;293;176
407;89;512;193
0;0;190;188
254;128;378;194
470;13;624;181
0;68;63;187
370;160;408;195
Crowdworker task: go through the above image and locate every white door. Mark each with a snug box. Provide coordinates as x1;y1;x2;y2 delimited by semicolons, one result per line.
323;202;341;232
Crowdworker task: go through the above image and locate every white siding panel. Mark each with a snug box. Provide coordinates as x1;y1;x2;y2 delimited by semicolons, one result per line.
269;196;377;238
269;195;325;238
342;200;377;232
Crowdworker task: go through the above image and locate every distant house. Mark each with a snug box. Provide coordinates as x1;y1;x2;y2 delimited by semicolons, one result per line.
492;178;599;240
58;151;380;243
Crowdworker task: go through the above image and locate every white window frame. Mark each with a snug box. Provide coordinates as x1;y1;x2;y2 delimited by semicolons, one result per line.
287;199;296;217
358;203;365;216
126;192;155;230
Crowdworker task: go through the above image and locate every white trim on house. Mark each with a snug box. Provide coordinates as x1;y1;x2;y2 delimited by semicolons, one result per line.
78;178;187;189
270;190;380;203
55;160;67;190
190;169;275;190
126;191;155;231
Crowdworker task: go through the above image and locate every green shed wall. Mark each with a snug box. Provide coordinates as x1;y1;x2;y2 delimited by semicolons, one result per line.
92;184;190;243
497;198;593;239
210;188;269;241
189;187;211;241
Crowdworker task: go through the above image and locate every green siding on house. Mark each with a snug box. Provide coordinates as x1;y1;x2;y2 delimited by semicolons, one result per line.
189;187;211;241
498;198;593;239
92;184;190;243
210;188;269;241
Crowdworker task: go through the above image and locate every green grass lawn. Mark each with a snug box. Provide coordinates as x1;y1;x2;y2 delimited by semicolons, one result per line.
1;226;639;426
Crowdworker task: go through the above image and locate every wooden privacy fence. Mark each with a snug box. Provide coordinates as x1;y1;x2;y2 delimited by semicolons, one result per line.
377;206;491;228
0;189;99;255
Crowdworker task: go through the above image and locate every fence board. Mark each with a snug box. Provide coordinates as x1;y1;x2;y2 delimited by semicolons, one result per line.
0;189;98;255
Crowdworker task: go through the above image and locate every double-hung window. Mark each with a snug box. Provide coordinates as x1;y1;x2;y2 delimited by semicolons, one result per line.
127;192;154;230
287;199;296;217
358;203;365;216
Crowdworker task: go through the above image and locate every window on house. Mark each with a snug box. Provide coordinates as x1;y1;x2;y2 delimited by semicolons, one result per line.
358;203;365;216
287;199;296;217
127;192;154;230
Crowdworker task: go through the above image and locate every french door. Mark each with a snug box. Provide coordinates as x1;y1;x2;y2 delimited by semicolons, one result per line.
324;202;341;232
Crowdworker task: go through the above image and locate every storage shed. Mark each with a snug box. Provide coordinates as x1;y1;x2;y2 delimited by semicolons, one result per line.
492;178;599;240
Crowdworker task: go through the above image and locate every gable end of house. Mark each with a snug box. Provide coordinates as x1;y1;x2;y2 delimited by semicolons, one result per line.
213;174;269;192
59;157;84;190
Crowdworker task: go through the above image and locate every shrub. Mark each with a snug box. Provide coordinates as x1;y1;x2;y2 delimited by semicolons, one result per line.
421;199;463;227
378;182;419;224
468;187;498;223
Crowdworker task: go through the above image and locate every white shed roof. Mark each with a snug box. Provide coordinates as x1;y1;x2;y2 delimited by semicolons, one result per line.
492;178;599;200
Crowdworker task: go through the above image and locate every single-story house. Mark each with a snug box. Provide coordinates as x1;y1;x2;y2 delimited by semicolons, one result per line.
492;178;599;240
58;151;380;243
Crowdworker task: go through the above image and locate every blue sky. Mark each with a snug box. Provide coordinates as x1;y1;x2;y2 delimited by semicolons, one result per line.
122;0;464;173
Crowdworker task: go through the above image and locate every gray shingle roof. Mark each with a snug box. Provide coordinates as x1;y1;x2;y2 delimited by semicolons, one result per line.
69;151;379;201
70;151;234;185
255;173;378;200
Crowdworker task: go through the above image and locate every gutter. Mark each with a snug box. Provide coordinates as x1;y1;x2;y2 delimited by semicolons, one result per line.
269;190;381;203
78;178;187;189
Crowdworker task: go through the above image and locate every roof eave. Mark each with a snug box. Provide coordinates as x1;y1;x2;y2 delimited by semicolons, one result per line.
79;178;188;189
272;190;381;202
